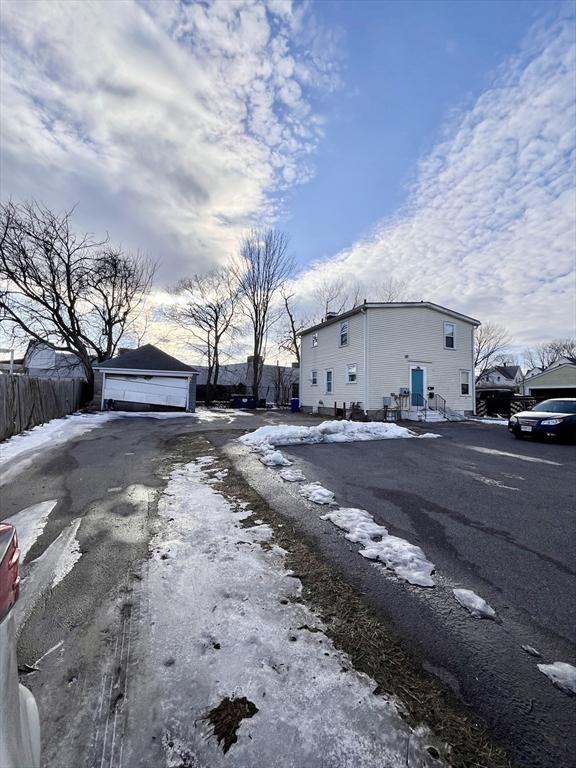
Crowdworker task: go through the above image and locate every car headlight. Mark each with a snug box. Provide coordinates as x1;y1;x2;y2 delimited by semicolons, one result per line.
541;418;563;426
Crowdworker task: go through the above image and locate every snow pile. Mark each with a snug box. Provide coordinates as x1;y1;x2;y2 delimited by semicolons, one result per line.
51;519;82;588
124;458;443;767
0;412;118;484
453;589;496;620
321;508;435;587
239;419;438;450
537;662;576;695
299;483;335;505
6;500;58;559
259;449;292;467
471;418;509;426
279;468;306;483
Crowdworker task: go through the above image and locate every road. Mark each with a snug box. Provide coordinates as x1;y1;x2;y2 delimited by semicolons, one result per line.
225;420;576;768
2;412;575;768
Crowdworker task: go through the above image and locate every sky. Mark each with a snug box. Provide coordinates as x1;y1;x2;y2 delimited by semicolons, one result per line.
1;0;575;353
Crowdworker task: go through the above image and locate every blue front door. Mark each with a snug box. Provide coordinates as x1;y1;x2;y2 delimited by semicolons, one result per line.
411;367;424;406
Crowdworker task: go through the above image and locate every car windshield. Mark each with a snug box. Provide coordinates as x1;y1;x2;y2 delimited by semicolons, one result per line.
531;400;576;414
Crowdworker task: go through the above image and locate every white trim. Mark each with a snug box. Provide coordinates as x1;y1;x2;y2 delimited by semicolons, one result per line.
100;371;106;410
325;368;333;395
346;363;358;384
93;367;197;377
460;369;472;396
409;364;427;405
363;309;368;412
339;320;349;347
443;321;456;350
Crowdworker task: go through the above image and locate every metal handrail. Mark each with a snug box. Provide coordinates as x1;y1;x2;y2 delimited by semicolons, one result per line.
411;392;427;414
430;393;447;417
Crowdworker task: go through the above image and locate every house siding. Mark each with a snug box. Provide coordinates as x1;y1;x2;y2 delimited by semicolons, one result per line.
524;365;576;392
300;305;476;416
300;311;366;414
365;307;475;414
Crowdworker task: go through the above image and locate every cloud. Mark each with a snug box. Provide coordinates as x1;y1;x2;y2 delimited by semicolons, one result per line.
293;11;576;347
0;0;338;280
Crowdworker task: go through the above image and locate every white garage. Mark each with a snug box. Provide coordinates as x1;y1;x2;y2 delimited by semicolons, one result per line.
94;345;197;412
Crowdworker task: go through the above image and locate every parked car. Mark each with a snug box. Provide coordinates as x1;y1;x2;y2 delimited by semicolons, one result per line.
0;523;41;768
508;398;576;441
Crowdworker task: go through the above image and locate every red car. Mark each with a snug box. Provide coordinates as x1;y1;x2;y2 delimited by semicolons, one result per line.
0;523;41;768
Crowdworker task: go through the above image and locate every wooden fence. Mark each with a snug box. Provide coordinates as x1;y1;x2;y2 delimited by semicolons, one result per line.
0;374;87;442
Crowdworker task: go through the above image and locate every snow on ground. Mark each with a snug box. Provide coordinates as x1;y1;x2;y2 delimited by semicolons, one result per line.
453;589;496;620
258;449;292;467
279;468;306;482
537;662;576;696
239;419;439;450
125;459;443;768
470;418;509;426
50;519;82;588
0;413;118;484
299;483;335;505
321;508;435;587
5;500;58;559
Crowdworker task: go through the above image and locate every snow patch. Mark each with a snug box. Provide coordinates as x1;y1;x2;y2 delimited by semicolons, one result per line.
470;418;509;426
6;500;58;559
279;468;306;482
124;459;442;767
51;519;82;587
537;662;576;695
321;508;435;587
259;450;292;467
239;419;439;450
299;483;335;505
453;589;496;619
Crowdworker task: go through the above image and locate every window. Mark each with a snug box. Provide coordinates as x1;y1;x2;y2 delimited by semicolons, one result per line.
325;369;333;394
311;332;318;348
460;370;471;395
340;320;349;346
311;370;318;386
444;322;455;349
346;364;357;383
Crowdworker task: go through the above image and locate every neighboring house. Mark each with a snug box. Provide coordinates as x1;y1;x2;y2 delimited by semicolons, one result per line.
521;357;576;399
194;359;299;404
23;341;86;380
299;302;480;419
93;345;198;412
476;365;524;392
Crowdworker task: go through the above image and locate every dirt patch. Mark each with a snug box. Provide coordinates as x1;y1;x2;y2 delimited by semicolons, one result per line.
165;432;514;768
205;696;259;754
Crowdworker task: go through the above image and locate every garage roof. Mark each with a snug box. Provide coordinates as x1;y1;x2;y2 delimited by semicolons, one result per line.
94;344;197;374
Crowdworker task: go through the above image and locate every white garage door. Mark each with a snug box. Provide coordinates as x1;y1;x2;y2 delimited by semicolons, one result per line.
103;375;188;408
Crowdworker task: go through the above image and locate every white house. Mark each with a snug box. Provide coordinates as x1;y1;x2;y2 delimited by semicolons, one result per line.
299;302;480;420
23;341;86;380
476;365;524;392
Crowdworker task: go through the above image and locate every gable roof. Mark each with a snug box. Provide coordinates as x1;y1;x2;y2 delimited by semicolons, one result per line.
299;301;480;336
94;344;197;374
493;365;521;380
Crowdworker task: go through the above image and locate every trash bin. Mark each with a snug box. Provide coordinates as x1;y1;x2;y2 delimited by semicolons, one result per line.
290;398;300;413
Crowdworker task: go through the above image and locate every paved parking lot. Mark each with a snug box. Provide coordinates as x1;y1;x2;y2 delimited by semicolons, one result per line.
229;419;576;768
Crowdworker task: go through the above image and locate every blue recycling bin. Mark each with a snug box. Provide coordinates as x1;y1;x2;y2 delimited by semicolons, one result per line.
290;398;300;413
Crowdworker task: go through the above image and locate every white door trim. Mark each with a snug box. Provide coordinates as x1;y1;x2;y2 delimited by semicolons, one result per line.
409;364;427;407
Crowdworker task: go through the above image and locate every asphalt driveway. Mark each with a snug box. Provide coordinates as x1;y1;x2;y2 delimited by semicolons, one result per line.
226;419;576;768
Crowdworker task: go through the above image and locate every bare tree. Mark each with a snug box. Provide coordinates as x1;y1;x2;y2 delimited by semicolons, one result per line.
231;228;294;399
474;321;511;381
0;200;155;386
523;338;576;371
165;269;238;404
365;277;409;303
277;291;306;365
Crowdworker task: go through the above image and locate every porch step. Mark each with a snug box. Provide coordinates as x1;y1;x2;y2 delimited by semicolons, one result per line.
405;410;447;422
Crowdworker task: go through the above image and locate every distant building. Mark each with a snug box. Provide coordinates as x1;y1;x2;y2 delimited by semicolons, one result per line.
195;359;299;404
521;357;576;399
23;341;86;380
